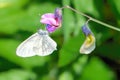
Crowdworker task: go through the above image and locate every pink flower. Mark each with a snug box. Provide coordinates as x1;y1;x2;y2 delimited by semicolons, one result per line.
40;8;62;33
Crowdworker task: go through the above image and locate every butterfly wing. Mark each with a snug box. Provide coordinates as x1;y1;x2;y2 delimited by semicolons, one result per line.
16;31;57;57
16;33;40;57
35;35;57;56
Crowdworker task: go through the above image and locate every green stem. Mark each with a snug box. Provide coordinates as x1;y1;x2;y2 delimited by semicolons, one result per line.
64;5;120;32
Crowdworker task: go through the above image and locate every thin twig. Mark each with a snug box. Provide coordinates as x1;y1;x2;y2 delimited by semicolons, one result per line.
63;5;120;32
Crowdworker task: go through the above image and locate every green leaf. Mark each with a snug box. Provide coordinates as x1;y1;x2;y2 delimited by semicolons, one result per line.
96;43;120;60
59;71;74;80
72;0;100;18
0;69;36;80
72;55;88;75
108;0;120;26
0;0;30;34
80;57;116;80
0;12;26;34
62;0;75;42
0;0;29;9
108;0;120;19
58;32;84;67
72;0;86;36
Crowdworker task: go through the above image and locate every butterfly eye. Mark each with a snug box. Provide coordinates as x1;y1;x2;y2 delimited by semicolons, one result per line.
80;24;96;54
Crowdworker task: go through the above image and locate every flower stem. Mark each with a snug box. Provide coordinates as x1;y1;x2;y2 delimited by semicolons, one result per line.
64;5;120;32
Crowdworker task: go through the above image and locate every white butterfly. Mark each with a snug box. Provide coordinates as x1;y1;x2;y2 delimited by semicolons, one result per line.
16;29;57;57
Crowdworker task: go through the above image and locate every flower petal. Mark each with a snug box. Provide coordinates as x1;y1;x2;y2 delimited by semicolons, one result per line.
40;18;57;26
41;13;54;19
81;24;92;36
46;24;57;33
54;8;62;24
80;34;95;54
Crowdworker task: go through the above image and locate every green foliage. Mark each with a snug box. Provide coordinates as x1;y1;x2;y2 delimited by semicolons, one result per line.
0;69;36;80
0;0;119;80
62;0;75;42
59;71;74;80
58;32;84;67
79;57;115;80
72;0;100;18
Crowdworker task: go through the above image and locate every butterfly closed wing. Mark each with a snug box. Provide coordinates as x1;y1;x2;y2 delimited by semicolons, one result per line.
16;29;57;57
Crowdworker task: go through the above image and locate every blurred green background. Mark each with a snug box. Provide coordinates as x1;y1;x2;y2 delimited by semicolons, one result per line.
0;0;120;80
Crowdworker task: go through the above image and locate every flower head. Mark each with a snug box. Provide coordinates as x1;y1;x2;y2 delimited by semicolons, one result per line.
80;24;96;54
40;8;62;33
